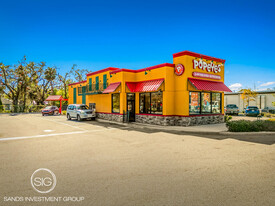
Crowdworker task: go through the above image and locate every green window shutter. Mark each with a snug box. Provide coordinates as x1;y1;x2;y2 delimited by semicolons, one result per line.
82;86;86;104
82;94;86;104
89;78;92;91
96;76;99;90
103;74;107;89
82;86;86;94
73;88;76;104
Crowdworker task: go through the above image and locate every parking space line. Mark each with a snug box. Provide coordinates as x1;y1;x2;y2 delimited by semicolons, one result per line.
0;128;117;142
0;131;88;141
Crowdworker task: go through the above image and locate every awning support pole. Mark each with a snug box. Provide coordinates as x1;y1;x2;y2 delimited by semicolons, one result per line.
59;100;62;114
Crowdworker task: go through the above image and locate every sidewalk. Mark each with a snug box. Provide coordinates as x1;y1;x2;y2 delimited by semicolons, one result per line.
96;118;226;134
96;119;275;136
131;122;227;133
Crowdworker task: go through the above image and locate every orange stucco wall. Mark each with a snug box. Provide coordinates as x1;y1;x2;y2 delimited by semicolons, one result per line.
68;51;226;116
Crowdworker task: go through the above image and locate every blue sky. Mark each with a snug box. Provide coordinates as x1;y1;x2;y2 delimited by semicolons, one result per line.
0;0;274;91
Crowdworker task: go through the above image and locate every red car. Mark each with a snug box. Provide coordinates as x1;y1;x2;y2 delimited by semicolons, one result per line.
42;106;59;116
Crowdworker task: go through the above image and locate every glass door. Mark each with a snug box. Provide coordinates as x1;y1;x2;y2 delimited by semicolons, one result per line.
127;93;135;122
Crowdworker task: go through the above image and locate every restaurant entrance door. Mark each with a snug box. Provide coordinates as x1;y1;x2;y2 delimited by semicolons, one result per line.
127;93;135;122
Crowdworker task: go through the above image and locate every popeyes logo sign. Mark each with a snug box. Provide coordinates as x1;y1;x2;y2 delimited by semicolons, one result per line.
175;64;184;76
193;59;222;73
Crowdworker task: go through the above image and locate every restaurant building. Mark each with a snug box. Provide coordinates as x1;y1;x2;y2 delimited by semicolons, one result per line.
68;51;231;126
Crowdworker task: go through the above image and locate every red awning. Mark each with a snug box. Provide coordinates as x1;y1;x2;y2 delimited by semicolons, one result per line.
126;79;164;92
45;95;63;101
188;78;232;92
102;82;121;93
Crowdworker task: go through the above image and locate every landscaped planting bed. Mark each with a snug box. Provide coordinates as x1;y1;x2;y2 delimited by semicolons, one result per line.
226;120;275;132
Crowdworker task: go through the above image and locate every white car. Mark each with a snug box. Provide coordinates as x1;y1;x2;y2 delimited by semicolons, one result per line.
67;104;96;121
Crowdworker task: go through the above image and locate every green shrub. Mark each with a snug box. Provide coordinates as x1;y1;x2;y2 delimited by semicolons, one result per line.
226;120;275;132
262;112;275;118
262;120;275;131
62;111;67;115
224;115;232;122
3;109;11;113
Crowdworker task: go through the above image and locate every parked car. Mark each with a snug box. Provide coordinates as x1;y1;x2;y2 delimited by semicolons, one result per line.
42;106;59;116
66;104;96;121
245;106;260;116
225;104;239;115
261;107;275;114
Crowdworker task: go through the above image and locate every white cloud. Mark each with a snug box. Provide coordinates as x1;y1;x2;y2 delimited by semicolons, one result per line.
259;81;275;87
256;88;268;91
229;83;242;91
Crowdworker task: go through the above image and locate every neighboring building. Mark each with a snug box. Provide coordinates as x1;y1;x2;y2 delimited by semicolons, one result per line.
0;97;12;110
68;51;231;126
225;90;275;112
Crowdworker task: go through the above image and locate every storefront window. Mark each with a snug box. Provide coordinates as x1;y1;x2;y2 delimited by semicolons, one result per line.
151;92;163;114
189;92;200;114
139;92;162;114
112;93;120;113
189;92;222;114
139;93;150;113
212;93;221;113
201;92;211;113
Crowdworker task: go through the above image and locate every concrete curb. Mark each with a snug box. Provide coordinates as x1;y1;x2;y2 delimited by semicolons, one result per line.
219;131;275;136
96;119;275;136
96;119;223;134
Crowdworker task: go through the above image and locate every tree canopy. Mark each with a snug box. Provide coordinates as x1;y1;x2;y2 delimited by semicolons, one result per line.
239;89;258;107
0;57;90;112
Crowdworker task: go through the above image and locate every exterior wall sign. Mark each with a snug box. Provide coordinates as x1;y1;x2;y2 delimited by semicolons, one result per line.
175;64;184;76
193;59;222;73
192;72;221;80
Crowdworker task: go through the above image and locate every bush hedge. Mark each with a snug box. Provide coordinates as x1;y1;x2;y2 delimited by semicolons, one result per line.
226;120;275;132
224;115;232;122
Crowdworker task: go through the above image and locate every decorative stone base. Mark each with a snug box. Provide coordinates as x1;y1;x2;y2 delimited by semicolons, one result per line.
96;113;224;126
136;115;224;126
96;113;123;122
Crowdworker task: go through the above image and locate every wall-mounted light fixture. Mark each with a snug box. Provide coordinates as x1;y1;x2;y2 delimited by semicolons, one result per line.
145;69;151;75
110;73;116;78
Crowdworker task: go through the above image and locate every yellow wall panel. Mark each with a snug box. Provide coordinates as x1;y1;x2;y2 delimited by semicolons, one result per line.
68;52;227;117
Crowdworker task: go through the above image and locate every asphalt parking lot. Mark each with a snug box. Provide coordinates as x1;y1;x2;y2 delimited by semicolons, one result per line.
0;114;274;206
